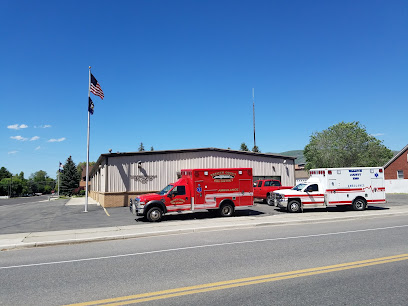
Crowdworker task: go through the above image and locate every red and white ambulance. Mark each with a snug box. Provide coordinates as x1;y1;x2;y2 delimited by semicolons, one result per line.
130;168;254;222
273;167;386;212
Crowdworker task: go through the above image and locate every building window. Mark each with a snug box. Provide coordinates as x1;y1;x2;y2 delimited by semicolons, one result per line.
397;170;404;179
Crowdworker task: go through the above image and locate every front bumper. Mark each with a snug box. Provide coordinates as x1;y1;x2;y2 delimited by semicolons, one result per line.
129;199;145;216
274;195;288;208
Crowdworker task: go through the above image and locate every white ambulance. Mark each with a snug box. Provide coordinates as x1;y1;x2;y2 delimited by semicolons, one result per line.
272;167;386;212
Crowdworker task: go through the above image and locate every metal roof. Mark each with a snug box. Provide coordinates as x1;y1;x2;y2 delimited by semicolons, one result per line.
90;147;296;177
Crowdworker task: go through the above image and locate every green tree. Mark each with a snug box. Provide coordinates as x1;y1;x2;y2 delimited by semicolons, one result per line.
28;170;54;194
10;177;23;196
60;156;80;196
0;178;10;196
240;142;249;151
138;142;145;152
0;167;12;180
252;145;260;153
304;121;393;170
150;146;154;151
77;161;96;178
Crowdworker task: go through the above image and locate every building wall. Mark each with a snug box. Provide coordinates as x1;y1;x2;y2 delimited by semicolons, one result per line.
385;148;408;180
385;180;408;193
90;150;295;207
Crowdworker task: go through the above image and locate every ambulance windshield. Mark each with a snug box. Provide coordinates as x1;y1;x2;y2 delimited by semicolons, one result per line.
292;183;307;191
157;184;173;195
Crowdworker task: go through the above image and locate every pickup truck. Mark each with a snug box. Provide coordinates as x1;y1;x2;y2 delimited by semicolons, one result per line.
253;179;293;205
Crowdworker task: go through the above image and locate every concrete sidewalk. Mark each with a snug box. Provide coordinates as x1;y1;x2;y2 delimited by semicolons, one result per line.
65;196;99;206
1;203;408;251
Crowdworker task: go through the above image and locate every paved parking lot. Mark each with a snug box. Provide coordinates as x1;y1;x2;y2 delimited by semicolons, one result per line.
0;194;406;235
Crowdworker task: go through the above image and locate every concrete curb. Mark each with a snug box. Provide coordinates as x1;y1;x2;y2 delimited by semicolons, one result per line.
1;208;408;251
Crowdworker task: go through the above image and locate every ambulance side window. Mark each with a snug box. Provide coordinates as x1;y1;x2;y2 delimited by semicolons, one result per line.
308;184;318;192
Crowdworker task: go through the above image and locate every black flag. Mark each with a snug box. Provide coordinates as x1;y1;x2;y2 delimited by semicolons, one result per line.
88;97;94;115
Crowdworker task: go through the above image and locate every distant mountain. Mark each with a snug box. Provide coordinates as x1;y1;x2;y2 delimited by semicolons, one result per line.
278;150;305;164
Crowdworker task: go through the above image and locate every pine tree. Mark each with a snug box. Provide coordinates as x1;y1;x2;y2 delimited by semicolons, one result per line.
60;156;80;196
138;142;145;152
252;145;260;153
240;142;249;151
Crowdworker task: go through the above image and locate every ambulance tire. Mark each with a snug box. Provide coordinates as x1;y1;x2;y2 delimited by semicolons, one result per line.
219;203;235;217
146;207;163;222
287;200;301;213
352;198;367;211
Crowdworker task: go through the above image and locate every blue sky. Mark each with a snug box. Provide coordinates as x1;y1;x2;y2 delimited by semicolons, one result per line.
1;0;407;179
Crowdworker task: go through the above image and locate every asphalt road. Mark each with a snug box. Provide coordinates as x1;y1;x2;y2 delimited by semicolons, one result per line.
1;214;407;305
0;194;407;235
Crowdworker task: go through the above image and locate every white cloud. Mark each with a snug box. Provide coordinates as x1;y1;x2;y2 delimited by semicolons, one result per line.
30;136;40;141
35;146;41;150
10;135;28;141
370;133;385;137
8;151;18;154
7;124;28;130
35;124;52;129
48;137;66;143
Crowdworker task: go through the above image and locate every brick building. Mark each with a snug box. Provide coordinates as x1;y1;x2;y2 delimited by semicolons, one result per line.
79;166;93;190
384;144;408;193
384;144;408;180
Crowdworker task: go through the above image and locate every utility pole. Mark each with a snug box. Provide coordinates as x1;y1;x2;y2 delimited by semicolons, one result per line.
252;88;256;150
9;175;13;198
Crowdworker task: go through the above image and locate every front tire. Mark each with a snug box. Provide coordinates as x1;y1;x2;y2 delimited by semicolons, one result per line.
287;200;301;213
266;193;274;206
352;198;366;211
219;203;234;217
146;207;163;222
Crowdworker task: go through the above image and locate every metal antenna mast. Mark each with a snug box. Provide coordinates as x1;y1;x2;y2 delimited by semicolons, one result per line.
252;88;256;150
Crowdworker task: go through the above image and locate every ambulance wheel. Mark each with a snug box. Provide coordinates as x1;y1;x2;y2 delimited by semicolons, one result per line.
352;198;366;211
219;203;234;217
266;194;274;206
287;200;301;213
146;207;163;222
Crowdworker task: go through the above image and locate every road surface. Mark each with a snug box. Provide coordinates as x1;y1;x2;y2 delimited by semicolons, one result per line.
1;213;407;305
0;194;406;234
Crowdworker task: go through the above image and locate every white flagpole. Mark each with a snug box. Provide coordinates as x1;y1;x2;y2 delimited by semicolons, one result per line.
85;66;91;213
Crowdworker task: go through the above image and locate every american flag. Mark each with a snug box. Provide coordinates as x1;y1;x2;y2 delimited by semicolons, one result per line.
90;73;104;100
